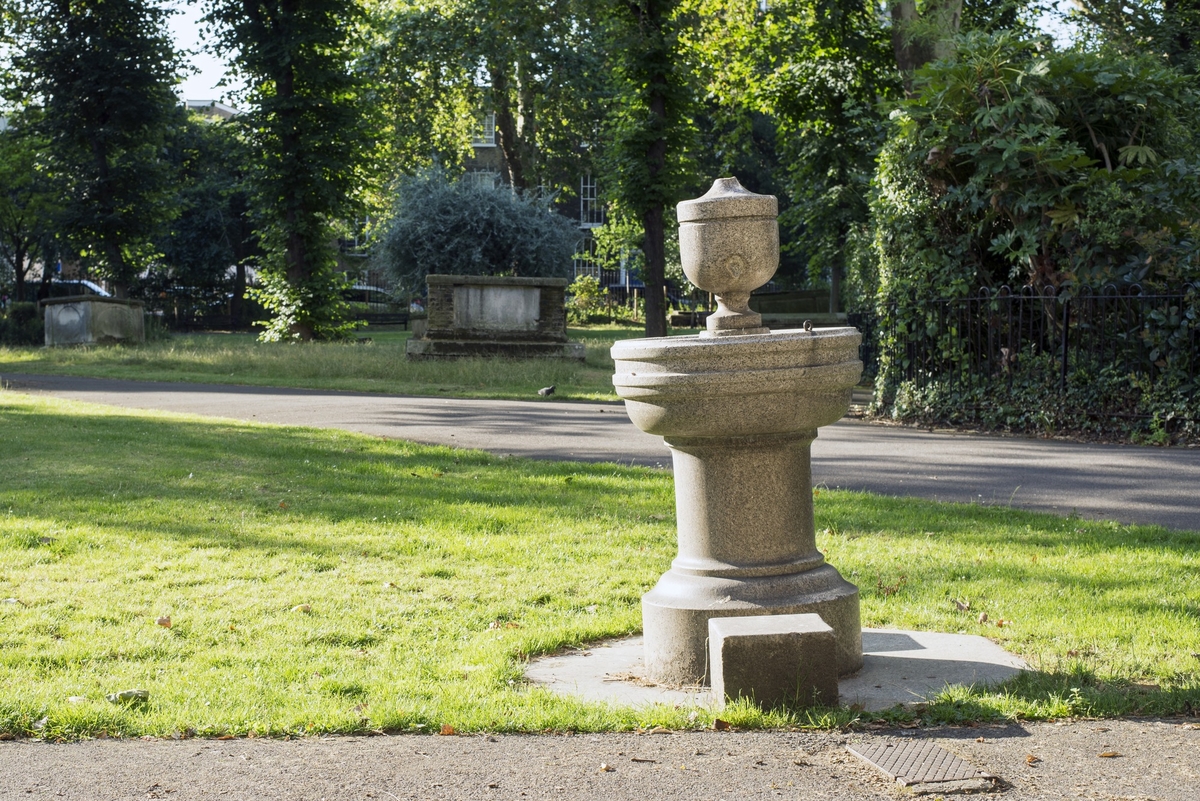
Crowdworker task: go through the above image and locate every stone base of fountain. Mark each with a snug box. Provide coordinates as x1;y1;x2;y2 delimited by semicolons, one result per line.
643;565;862;686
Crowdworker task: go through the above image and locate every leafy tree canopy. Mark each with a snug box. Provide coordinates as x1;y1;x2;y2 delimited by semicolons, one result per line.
3;0;182;294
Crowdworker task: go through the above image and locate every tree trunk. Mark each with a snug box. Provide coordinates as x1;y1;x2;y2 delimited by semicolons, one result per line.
231;262;247;328
890;0;962;92
491;64;528;191
275;7;315;341
87;132;129;296
639;2;669;339
9;239;28;302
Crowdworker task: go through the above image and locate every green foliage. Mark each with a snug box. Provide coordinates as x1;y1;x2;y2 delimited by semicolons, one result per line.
874;32;1200;298
375;169;579;290
597;0;699;337
0;301;41;345
205;0;374;340
0;122;61;300
369;0;605;197
249;266;362;343
3;0;182;290
870;33;1200;439
565;274;607;324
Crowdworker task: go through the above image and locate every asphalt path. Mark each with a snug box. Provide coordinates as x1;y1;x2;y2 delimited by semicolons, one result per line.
5;372;1199;531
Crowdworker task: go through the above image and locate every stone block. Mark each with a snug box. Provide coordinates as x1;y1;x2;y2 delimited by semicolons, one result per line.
709;613;838;709
408;274;580;360
42;296;145;346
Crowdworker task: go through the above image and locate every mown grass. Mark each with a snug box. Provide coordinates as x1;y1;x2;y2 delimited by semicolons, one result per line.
0;325;680;402
1;393;1197;741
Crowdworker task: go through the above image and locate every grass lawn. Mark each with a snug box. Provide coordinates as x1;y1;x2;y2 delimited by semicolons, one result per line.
0;325;683;402
1;393;1197;742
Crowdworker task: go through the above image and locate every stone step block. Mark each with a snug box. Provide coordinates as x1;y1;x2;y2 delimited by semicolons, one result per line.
709;613;839;709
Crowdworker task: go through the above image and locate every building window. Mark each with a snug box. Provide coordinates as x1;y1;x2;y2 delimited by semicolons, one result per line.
472;112;496;146
573;234;601;279
580;173;603;228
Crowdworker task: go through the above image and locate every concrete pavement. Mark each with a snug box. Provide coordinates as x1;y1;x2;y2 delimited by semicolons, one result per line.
5;372;1199;530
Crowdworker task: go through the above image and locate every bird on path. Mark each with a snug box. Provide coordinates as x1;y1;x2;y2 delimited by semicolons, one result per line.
537;385;556;397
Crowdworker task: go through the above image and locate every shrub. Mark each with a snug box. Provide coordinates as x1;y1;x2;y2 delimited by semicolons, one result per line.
1;301;43;346
375;169;579;291
566;274;608;324
868;33;1200;442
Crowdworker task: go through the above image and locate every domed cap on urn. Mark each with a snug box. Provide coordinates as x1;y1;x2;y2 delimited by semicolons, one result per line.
677;177;777;223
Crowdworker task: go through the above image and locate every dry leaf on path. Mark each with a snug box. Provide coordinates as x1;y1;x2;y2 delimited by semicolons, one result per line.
599;763;615;772
631;757;657;764
1098;751;1122;758
439;724;456;736
1026;754;1042;765
713;719;732;731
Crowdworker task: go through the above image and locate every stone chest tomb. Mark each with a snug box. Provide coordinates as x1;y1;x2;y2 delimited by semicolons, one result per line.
406;274;583;360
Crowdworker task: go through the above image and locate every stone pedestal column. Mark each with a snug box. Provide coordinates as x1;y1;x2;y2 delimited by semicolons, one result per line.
644;429;861;683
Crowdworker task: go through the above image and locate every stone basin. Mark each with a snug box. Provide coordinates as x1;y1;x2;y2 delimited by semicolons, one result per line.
612;327;862;438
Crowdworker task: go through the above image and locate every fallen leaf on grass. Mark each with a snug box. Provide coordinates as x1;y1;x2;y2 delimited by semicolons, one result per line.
291;604;311;613
712;719;731;731
3;598;28;606
954;599;971;611
977;612;989;624
1098;751;1122;758
1026;754;1041;765
439;725;456;736
156;616;172;629
67;696;87;704
996;618;1010;627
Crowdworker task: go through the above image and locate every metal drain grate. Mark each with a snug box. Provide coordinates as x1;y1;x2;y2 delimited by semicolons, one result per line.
847;739;992;786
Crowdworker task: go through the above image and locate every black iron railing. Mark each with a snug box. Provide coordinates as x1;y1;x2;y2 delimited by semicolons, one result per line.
874;283;1198;401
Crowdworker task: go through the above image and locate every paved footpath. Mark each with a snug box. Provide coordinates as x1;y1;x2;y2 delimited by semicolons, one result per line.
5;373;1199;530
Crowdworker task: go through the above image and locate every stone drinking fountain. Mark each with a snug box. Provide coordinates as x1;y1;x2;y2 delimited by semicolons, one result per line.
611;177;864;687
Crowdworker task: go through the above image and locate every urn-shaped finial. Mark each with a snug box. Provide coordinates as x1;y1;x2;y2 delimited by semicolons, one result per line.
677;177;779;337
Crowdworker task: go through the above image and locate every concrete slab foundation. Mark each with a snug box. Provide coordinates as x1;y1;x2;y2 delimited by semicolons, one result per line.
525;629;1026;711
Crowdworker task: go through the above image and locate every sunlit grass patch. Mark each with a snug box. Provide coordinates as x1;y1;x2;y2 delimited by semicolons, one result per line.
0;393;1196;740
0;325;679;401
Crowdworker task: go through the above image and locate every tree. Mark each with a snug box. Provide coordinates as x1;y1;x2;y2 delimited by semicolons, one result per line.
148;113;258;327
4;0;182;296
373;1;606;196
599;0;697;338
0;120;60;302
205;0;373;341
